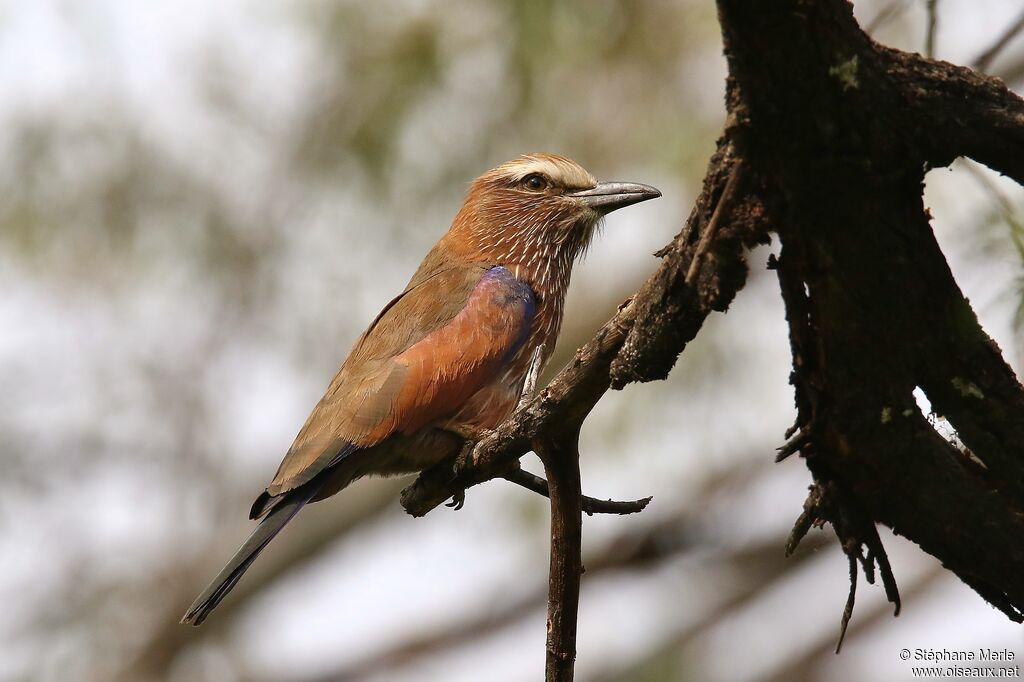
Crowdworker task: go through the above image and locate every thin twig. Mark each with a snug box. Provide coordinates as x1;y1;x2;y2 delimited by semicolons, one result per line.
685;160;744;286
999;53;1024;86
924;0;939;58
503;468;652;515
775;430;810;462
786;483;825;557
962;159;1022;218
865;523;902;616
836;554;858;653
865;0;912;34
973;7;1024;73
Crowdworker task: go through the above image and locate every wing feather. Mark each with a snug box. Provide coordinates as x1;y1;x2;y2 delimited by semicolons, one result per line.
264;264;535;497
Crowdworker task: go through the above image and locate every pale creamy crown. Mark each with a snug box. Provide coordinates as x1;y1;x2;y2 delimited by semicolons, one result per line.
487;153;597;191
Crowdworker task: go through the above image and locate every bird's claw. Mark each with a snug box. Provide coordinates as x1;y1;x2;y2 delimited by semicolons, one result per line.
453;431;488;470
443;420;504;512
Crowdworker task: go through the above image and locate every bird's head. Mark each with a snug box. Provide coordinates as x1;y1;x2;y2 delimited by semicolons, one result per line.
447;154;661;281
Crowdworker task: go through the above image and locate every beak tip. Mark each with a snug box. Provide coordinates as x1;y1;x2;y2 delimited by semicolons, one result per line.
570;181;662;213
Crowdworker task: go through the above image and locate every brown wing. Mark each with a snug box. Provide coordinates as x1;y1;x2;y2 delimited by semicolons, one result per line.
263;263;535;497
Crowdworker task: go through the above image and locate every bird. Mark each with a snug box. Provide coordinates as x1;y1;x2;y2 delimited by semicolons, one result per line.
181;153;660;626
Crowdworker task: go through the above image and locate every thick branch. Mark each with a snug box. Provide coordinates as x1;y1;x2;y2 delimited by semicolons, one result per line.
717;0;1024;620
537;435;583;682
886;48;1024;184
610;147;771;387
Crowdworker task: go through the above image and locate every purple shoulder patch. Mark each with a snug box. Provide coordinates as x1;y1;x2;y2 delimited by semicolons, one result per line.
481;266;536;359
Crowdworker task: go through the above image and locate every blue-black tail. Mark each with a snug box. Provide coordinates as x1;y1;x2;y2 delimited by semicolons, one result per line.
180;484;318;626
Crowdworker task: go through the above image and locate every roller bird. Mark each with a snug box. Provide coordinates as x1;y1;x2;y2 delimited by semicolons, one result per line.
181;153;660;625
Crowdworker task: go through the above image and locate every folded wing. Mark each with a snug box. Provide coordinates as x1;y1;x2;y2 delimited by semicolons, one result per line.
262;264;536;500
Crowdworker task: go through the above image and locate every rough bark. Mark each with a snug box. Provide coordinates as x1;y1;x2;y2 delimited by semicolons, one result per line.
717;0;1024;620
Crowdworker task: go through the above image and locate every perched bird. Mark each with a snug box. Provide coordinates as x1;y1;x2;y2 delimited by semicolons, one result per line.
181;153;660;625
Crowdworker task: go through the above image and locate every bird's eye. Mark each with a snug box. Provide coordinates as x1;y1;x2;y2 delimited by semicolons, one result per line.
522;173;548;191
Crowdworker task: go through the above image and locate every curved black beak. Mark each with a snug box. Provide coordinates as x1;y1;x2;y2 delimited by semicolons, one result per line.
568;181;662;214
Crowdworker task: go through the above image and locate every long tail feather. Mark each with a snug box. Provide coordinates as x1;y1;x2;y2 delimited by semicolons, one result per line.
180;484;318;626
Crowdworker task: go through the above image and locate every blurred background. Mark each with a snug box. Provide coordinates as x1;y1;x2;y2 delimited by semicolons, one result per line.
1;1;1022;680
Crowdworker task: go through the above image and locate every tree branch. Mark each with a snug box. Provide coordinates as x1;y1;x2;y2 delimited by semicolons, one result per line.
502;467;652;516
924;0;939;58
973;8;1024;73
865;0;911;35
537;434;583;682
886;48;1024;184
609;147;771;387
718;0;1024;624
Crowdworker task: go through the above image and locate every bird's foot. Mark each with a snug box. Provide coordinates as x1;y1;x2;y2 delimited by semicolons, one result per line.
454;426;500;471
447;423;491;442
440;426;498;511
